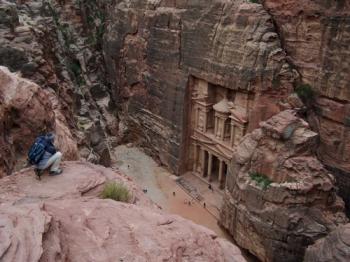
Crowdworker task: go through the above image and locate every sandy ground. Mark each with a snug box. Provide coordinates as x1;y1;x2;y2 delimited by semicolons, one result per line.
112;145;232;240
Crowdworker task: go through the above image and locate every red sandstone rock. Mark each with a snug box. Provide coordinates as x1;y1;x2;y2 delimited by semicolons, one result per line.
263;0;350;175
305;223;350;262
220;110;348;262
103;0;296;173
0;161;154;207
264;0;350;101
0;67;78;177
0;162;245;262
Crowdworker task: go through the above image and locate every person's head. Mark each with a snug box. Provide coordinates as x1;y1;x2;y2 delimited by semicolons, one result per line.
46;132;55;142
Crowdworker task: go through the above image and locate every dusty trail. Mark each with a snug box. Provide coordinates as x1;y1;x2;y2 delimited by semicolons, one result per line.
113;145;231;240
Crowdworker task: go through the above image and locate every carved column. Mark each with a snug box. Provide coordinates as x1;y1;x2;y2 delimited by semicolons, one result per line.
220;162;228;189
195;106;199;130
219;119;225;140
230;122;236;147
218;160;224;186
207;152;213;179
214;117;218;136
200;148;206;177
192;144;198;172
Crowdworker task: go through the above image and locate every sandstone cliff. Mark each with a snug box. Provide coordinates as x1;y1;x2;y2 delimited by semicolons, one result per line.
2;0;349;190
103;0;296;173
220;110;348;262
0;162;245;262
1;1;350;261
102;0;350;216
263;0;350;211
0;0;116;168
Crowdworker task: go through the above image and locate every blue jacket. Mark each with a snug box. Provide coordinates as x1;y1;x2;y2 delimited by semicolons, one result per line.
37;135;57;155
36;135;57;169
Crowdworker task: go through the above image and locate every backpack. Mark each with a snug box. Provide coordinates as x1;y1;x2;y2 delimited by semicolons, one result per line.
28;137;46;165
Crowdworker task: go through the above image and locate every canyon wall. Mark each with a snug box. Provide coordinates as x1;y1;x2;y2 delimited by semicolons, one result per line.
103;0;295;173
3;0;348;184
0;0;118;173
0;0;349;260
103;0;350;215
263;0;350;211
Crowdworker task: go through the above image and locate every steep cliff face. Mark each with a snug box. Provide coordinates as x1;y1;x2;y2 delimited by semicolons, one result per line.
0;0;116;169
263;0;350;210
103;0;295;173
264;0;350;101
220;110;348;262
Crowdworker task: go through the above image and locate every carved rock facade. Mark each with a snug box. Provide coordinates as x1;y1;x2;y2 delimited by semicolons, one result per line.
103;0;295;174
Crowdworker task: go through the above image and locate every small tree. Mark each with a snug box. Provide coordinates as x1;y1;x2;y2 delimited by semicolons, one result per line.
295;84;315;105
101;182;130;202
249;171;272;190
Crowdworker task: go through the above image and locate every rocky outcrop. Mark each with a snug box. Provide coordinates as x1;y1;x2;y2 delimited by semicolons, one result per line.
103;0;296;173
0;66;78;177
0;161;154;206
0;0;116;167
0;162;245;262
263;0;350;211
304;223;350;262
220;110;348;262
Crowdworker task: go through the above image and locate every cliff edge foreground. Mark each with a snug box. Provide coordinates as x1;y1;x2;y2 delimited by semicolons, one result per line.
0;162;245;262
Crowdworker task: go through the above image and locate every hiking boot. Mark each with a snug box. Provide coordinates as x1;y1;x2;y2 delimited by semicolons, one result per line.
49;169;63;176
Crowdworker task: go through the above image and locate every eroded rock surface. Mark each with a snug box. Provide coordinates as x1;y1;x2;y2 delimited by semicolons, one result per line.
304;223;350;262
0;162;245;262
263;0;350;210
264;0;350;101
0;0;116;168
0;66;78;177
220;110;348;262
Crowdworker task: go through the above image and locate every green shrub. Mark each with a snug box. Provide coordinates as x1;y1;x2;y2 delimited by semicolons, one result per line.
249;171;272;190
295;84;315;104
249;0;260;3
101;182;130;202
